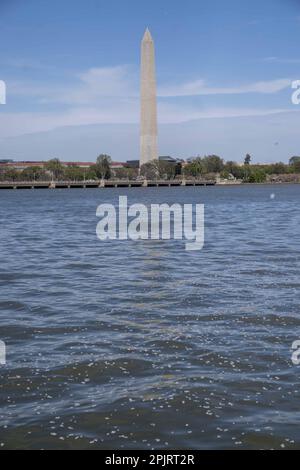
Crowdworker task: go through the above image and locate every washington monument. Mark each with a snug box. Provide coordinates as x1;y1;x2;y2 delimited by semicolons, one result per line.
140;28;158;166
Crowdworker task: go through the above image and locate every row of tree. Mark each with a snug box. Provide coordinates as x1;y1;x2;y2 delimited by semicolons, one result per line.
0;155;113;182
126;154;300;183
182;154;300;183
1;154;300;183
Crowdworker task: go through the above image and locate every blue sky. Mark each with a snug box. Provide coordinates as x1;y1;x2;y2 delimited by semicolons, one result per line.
0;0;300;162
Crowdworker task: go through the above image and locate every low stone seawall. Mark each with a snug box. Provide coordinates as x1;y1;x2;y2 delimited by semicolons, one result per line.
0;179;216;189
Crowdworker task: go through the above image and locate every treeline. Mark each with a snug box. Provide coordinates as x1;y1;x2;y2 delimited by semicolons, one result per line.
141;154;300;183
1;154;300;183
0;155;141;182
0;155;114;182
183;155;300;183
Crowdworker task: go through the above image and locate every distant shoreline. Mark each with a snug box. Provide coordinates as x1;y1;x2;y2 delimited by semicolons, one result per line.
0;180;299;190
0;179;215;190
218;181;300;186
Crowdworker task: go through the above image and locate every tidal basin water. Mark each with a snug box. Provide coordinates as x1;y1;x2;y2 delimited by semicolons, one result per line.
0;184;300;450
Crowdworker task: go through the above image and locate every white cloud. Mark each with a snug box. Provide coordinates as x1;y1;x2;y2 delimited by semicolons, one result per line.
9;65;291;105
0;65;293;140
9;65;138;105
158;78;291;97
0;104;291;140
79;66;137;97
157;103;289;123
0;104;138;138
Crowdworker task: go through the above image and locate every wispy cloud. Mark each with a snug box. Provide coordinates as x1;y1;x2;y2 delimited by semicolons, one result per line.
1;65;293;139
0;105;291;140
158;78;291;97
10;65;138;104
10;65;291;104
262;56;300;64
157;104;290;123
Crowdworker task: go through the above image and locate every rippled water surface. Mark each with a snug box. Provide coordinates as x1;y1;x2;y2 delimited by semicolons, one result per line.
0;185;300;449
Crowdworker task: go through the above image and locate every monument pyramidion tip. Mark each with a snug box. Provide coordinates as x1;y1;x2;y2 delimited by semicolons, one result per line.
142;27;153;42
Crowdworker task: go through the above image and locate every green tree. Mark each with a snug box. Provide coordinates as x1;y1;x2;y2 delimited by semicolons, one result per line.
183;158;204;177
288;156;300;173
248;168;267;183
224;161;244;179
64;165;85;181
158;161;176;179
94;154;112;180
114;167;139;180
220;170;230;179
244;154;251;165
224;161;237;174
289;156;300;166
243;154;252;181
202;155;224;173
1;169;19;181
265;162;287;175
21;166;47;181
293;161;300;173
86;166;97;180
45;158;64;180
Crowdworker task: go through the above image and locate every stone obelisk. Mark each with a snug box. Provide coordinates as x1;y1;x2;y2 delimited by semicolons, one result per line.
140;28;158;167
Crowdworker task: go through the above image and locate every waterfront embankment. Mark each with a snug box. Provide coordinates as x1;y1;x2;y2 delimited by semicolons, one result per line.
0;179;216;189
